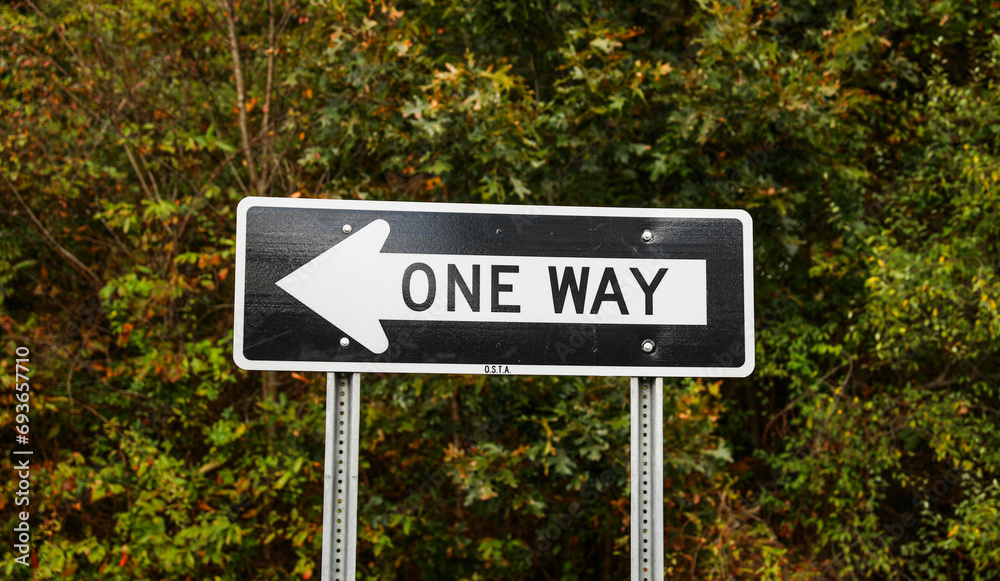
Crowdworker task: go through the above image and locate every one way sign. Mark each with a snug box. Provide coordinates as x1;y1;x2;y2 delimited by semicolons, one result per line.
234;198;754;377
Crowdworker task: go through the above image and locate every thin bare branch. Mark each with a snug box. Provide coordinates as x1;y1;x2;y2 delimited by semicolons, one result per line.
138;151;163;201
4;175;102;289
219;0;260;191
258;0;277;196
228;159;251;197
122;142;157;201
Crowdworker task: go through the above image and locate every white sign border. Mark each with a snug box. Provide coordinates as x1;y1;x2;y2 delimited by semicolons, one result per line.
234;197;755;378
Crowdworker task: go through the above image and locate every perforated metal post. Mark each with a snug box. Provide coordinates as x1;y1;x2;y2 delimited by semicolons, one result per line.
322;373;361;581
631;377;664;580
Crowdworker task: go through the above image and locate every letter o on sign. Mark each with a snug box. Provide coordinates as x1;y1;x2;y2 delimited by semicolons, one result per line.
402;262;436;311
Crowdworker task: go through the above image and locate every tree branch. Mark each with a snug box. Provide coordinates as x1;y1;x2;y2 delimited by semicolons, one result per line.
4;176;102;289
220;0;260;192
257;0;277;196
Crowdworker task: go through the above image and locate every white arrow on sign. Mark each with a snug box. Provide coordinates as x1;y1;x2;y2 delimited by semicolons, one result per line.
275;220;707;353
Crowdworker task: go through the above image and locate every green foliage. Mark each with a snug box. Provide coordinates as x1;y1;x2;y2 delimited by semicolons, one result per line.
1;0;998;578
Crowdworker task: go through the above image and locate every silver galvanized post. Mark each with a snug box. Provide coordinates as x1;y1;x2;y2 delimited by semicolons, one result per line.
631;377;664;581
322;372;361;581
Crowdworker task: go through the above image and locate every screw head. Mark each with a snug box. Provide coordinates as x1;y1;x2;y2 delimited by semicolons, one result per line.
641;229;653;242
342;224;352;234
340;337;350;347
641;339;655;353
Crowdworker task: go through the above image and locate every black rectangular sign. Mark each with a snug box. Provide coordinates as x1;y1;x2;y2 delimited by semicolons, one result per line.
234;198;754;377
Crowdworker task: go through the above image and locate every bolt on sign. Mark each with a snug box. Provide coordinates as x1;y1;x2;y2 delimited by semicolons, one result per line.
234;198;754;377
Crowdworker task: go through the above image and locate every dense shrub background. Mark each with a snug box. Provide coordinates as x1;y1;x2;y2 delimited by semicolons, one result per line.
1;0;998;578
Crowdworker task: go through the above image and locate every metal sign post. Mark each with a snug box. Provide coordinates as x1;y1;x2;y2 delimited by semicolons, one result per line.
321;372;361;581
319;374;667;580
630;377;664;580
